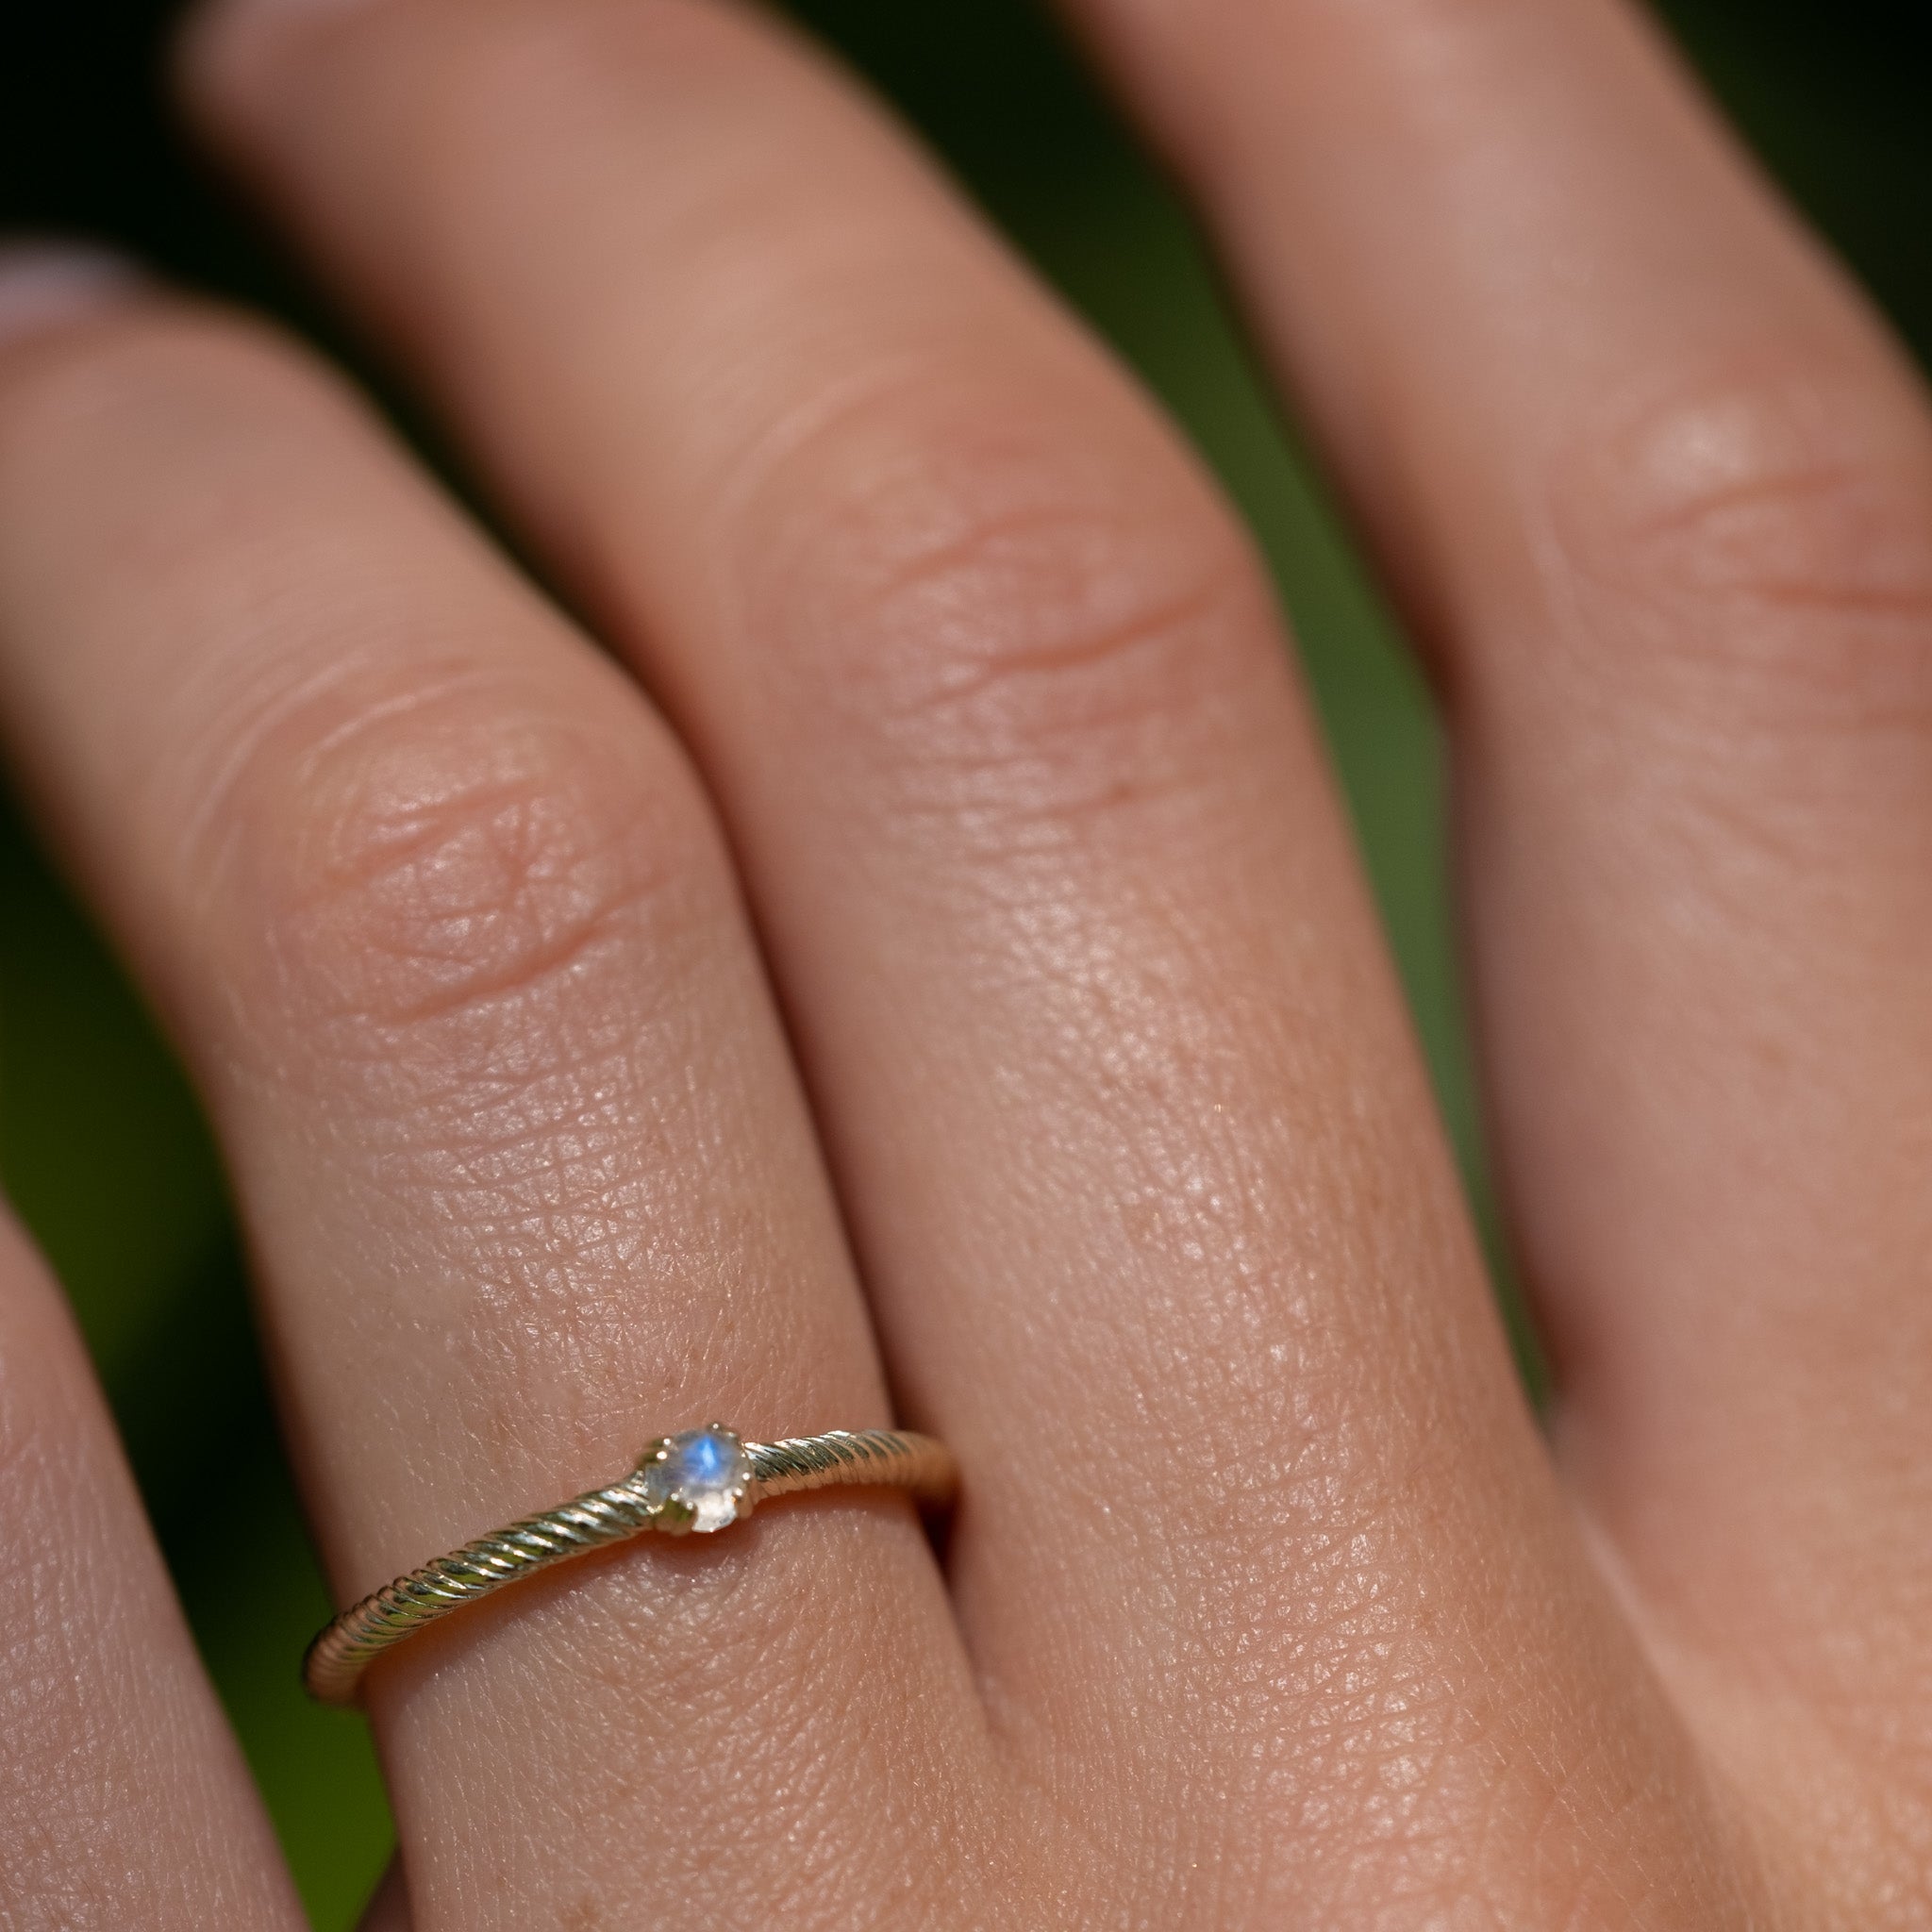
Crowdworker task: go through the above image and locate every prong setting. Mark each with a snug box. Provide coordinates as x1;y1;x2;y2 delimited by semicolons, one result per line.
637;1424;756;1533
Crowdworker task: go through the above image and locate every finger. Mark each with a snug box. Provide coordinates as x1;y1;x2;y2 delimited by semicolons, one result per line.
1063;0;1932;1837
0;1203;303;1928
0;279;992;1926
185;2;1758;1919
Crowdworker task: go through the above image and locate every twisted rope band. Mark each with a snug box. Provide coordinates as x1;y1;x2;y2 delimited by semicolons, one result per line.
746;1428;955;1501
304;1427;955;1706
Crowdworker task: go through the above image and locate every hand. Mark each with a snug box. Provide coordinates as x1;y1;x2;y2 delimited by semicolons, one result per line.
2;0;1928;1924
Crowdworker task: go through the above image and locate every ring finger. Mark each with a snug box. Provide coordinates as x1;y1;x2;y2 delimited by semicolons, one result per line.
0;285;994;1928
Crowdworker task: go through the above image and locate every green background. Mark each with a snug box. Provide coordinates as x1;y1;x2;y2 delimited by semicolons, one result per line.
1;2;1926;1923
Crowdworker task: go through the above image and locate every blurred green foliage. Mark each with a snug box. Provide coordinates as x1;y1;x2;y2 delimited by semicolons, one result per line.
1;1;1927;1923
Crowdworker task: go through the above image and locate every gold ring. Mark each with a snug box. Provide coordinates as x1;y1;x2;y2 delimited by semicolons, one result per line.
303;1425;957;1706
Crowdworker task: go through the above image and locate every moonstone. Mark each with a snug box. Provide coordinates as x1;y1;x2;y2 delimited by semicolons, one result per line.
642;1426;754;1533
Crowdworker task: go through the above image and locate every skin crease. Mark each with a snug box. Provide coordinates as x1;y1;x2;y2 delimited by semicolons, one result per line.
0;0;1923;1928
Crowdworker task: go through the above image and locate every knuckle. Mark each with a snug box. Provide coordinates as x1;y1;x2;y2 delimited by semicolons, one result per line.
737;371;1273;831
1543;349;1932;723
209;668;719;1049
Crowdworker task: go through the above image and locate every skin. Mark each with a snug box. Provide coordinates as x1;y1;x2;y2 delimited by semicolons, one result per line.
0;0;1927;1923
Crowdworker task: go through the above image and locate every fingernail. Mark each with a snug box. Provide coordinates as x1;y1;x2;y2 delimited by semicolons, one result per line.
0;242;147;350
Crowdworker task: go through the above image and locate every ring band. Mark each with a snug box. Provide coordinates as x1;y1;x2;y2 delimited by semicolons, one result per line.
303;1425;956;1706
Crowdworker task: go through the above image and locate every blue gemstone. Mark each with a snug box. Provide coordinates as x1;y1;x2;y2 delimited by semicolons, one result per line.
645;1426;751;1532
677;1430;734;1485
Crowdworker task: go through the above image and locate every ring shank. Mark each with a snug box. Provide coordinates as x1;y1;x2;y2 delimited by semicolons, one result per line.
747;1428;956;1504
304;1429;954;1706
